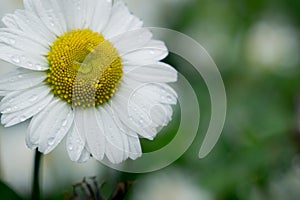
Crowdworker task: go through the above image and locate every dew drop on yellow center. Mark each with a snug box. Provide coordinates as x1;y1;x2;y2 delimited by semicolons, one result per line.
46;29;123;108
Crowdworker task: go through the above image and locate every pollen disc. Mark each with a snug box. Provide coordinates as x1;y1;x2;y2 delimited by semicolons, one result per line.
46;29;123;108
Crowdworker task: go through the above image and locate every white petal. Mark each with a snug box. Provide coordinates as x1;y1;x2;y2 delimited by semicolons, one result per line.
2;93;52;127
3;10;56;46
0;27;49;55
78;148;91;163
110;92;157;140
105;104;142;160
122;40;168;65
98;105;125;164
125;62;177;83
28;99;73;154
60;0;86;31
73;107;106;161
127;134;142;160
0;46;48;70
103;1;143;39
27;0;66;36
66;123;86;162
122;87;173;127
109;28;152;55
0;68;46;92
89;0;112;33
0;84;50;114
122;82;178;105
2;14;19;29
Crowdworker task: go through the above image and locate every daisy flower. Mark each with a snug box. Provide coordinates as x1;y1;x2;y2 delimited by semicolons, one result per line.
0;0;177;164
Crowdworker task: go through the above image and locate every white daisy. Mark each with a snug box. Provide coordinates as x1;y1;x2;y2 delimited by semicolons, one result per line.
0;0;177;164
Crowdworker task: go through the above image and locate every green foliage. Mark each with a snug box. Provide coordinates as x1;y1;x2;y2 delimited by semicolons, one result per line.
0;181;22;200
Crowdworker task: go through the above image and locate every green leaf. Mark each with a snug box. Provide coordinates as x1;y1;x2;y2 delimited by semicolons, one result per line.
0;180;22;200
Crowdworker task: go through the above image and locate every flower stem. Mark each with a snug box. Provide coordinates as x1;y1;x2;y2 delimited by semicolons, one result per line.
32;149;42;200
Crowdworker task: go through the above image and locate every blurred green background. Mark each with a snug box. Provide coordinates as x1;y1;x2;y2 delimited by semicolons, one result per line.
1;0;300;199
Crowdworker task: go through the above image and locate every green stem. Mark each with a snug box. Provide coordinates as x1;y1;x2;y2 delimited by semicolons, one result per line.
32;149;42;200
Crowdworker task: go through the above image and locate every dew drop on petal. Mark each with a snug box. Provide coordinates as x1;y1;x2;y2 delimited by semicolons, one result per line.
35;64;42;70
9;77;16;82
139;119;144;125
19;115;27;122
11;56;20;64
167;95;173;102
68;144;73;151
27;61;33;68
29;94;38;102
62;119;68;127
4;107;12;112
48;137;55;146
9;38;15;45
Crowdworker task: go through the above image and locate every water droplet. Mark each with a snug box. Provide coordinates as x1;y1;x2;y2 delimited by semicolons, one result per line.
11;56;20;64
20;55;26;60
62;119;68;127
9;77;16;82
2;115;7;121
8;38;15;45
27;61;33;68
48;137;55;145
49;21;55;26
4;107;12;112
149;50;155;55
35;64;42;70
29;94;38;102
18;74;23;78
68;144;73;151
20;115;27;122
167;96;173;102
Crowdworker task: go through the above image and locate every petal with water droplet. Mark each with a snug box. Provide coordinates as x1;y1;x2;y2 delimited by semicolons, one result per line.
122;40;168;65
72;107;106;161
2;93;52;127
125;62;177;83
27;99;73;154
0;68;46;92
98;105;125;164
0;84;50;114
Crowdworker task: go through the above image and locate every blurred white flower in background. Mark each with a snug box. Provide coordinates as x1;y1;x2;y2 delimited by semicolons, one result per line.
133;168;214;200
245;16;300;71
268;155;300;200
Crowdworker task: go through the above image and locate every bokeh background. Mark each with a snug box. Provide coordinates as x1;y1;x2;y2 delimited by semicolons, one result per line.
1;0;300;199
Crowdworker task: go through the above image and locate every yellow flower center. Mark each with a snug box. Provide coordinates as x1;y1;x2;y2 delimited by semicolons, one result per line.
46;29;123;108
